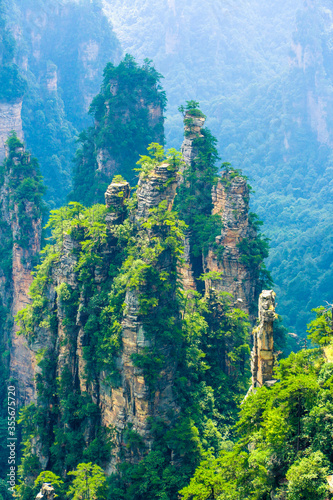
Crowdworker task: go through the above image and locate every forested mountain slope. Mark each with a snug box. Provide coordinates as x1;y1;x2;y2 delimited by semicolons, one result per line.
103;0;333;338
11;109;269;499
2;0;120;207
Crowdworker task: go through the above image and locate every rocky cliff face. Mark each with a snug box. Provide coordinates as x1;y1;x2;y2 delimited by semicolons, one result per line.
15;109;267;480
94;72;164;181
71;56;167;205
204;172;259;316
101;162;180;459
251;289;276;388
179;111;266;319
0;0;121;207
181;111;205;168
11;0;121;129
0;136;43;405
0;100;24;162
20;154;180;473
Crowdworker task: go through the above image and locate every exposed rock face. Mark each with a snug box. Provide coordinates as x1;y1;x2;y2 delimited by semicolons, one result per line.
179;232;196;291
136;162;179;220
24;164;179;473
100;165;180;470
97;148;117;177
0;100;24;161
95;90;164;180
105;179;131;229
204;171;259;317
0;142;43;405
36;483;55;500
181;111;205;168
179;113;262;319
251;290;276;388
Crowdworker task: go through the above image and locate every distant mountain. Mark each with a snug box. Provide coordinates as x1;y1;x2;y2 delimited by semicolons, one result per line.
2;0;120;207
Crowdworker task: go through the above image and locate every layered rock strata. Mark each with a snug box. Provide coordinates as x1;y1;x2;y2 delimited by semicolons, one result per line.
0;100;24;161
24;163;180;473
251;290;276;388
204;172;259;316
179;113;262;318
181;111;205;168
101;164;180;470
36;483;55;500
0;142;42;405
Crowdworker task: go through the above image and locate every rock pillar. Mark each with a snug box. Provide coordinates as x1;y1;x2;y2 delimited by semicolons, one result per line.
251;290;276;388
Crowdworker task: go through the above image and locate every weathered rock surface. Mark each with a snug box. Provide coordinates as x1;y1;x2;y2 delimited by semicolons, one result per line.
204;172;259;318
179;112;262;319
251;290;276;388
36;483;55;500
0;144;42;405
23;166;179;472
94;77;164;179
0;100;23;161
181;112;205;168
136;162;179;220
101;166;179;470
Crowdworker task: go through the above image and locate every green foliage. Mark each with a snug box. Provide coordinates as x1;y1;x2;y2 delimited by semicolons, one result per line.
16;140;261;498
71;55;166;206
307;306;333;346
34;471;64;498
1;133;45;248
21;73;77;209
105;0;332;339
108;450;187;500
67;463;107;500
182;314;333;499
286;452;330;500
174;108;221;284
178;101;206;118
4;0;120;208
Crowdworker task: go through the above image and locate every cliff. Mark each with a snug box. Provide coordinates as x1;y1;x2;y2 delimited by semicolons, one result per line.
71;55;166;206
204;171;263;318
0;134;44;405
251;289;277;388
0;100;24;162
17;148;183;476
0;0;121;207
15;112;268;495
177;108;270;319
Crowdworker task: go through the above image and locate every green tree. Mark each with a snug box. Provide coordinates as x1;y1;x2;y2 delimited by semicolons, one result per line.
286;452;330;500
34;471;64;499
67;463;107;500
307;306;333;346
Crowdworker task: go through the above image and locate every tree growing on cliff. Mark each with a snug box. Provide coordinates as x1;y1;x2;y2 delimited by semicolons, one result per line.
67;463;107;500
71;55;166;206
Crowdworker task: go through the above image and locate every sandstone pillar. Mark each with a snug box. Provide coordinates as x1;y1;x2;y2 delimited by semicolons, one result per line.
251;290;276;388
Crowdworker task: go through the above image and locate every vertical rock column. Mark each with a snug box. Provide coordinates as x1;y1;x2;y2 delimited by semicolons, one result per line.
0;100;24;161
181;111;205;168
0;141;43;405
179;112;206;291
100;163;180;469
204;171;259;317
251;290;276;388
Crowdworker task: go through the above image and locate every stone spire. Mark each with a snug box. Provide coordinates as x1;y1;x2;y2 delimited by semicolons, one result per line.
105;179;130;224
251;290;277;388
181;111;205;167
